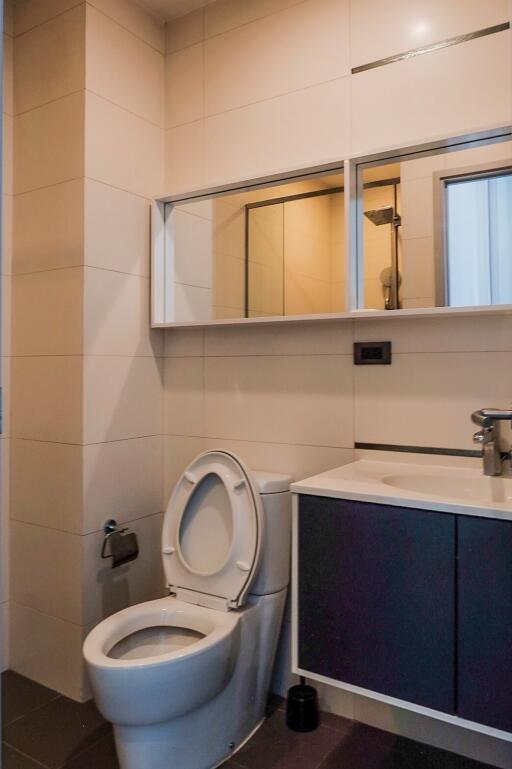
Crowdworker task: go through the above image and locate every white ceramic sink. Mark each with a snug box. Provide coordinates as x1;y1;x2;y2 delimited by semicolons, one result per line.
291;459;512;519
380;471;512;505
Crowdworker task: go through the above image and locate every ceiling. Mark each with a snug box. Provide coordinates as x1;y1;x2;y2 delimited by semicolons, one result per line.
135;0;213;22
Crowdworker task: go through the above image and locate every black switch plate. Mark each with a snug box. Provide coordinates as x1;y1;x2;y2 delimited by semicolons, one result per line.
354;341;392;365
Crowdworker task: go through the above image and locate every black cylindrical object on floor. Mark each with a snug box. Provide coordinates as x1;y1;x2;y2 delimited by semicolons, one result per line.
286;682;319;732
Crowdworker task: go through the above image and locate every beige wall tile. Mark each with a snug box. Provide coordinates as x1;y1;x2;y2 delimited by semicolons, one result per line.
0;602;9;671
174;282;212;322
13;180;84;274
204;354;353;447
164;328;204;357
165;8;204;53
85;91;164;197
3;33;13;116
3;114;13;194
83;356;163;444
11;356;82;443
205;0;350;115
354;315;512;353
163;434;206;500
400;238;435;302
82;511;164;626
83;268;163;356
204;320;353;357
83;436;163;534
202;437;354;483
163;356;204;436
14;0;82;36
10;440;82;533
2;194;13;276
84;179;150;276
2;279;12;358
14;91;84;194
351;32;512;155
14;5;85;115
86;5;164;126
350;0;511;68
401;178;434;240
355;351;512;450
11;521;82;624
88;0;165;53
165;119;204;193
0;355;12;438
4;0;14;37
173;208;212;288
214;253;244;311
205;0;305;38
1;438;10;604
166;43;204;128
12;267;84;356
10;603;88;701
204;77;350;187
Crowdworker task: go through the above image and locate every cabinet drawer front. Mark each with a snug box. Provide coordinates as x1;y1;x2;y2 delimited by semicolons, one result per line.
298;495;456;714
458;516;512;732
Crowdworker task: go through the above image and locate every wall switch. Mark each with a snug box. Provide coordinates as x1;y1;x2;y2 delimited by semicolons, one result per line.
354;341;392;365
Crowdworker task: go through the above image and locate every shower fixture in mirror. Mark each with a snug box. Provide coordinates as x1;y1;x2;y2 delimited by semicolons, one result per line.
357;135;512;311
153;167;345;324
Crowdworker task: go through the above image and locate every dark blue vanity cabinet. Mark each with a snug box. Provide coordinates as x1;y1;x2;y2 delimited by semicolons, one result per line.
458;517;512;733
298;495;456;714
297;495;512;732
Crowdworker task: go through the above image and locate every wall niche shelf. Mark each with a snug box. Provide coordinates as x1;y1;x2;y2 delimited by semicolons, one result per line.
152;125;512;329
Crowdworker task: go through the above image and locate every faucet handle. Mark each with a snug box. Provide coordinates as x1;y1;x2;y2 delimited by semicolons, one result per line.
473;427;492;444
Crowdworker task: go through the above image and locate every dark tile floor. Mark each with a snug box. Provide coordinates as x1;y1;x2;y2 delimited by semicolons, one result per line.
1;671;498;769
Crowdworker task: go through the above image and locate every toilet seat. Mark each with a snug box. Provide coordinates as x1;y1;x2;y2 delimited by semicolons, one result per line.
162;450;264;611
83;596;239;669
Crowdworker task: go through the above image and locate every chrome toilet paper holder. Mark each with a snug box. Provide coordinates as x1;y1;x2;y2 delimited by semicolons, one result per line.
101;519;139;567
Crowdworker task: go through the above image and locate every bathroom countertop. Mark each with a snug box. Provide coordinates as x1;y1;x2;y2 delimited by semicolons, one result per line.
291;459;512;521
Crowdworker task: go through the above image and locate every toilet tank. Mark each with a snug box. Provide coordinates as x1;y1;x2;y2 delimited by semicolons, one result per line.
249;471;292;596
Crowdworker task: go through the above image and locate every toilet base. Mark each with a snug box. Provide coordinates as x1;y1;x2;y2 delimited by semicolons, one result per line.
113;590;286;769
212;717;264;769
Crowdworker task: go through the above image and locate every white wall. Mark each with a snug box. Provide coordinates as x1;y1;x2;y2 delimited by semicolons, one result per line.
163;1;512;765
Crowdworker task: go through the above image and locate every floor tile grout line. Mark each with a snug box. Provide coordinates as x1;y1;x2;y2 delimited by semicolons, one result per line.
54;728;114;769
2;692;62;728
2;740;51;768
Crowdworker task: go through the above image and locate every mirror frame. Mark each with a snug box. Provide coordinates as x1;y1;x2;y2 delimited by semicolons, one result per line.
151;124;512;328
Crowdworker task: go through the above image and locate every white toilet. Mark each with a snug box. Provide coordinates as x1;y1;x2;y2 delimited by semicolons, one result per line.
83;450;291;769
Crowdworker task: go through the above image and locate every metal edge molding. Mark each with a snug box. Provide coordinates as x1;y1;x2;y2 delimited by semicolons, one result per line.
352;22;511;75
354;442;481;458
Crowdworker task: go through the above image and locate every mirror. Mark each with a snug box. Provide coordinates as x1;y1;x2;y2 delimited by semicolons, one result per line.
358;137;512;310
165;169;345;322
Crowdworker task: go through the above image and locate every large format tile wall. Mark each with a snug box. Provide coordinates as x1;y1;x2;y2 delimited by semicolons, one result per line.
10;0;87;697
81;0;166;696
162;1;512;766
1;0;14;671
9;0;167;700
4;0;512;763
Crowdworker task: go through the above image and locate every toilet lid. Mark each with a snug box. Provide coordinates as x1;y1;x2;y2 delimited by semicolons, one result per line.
162;450;264;611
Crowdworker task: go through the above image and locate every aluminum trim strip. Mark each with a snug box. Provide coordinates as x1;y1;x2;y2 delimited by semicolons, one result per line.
351;22;511;75
354;442;481;458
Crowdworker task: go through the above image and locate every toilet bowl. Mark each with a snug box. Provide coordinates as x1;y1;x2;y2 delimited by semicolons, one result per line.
83;450;291;769
84;597;240;727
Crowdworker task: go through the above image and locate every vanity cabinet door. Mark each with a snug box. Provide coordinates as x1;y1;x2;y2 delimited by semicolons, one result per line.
298;495;456;714
458;516;512;732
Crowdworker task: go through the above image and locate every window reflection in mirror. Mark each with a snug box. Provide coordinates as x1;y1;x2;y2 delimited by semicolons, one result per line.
169;170;345;322
358;138;512;310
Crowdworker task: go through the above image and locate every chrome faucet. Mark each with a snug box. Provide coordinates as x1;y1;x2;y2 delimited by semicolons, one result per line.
471;408;512;476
